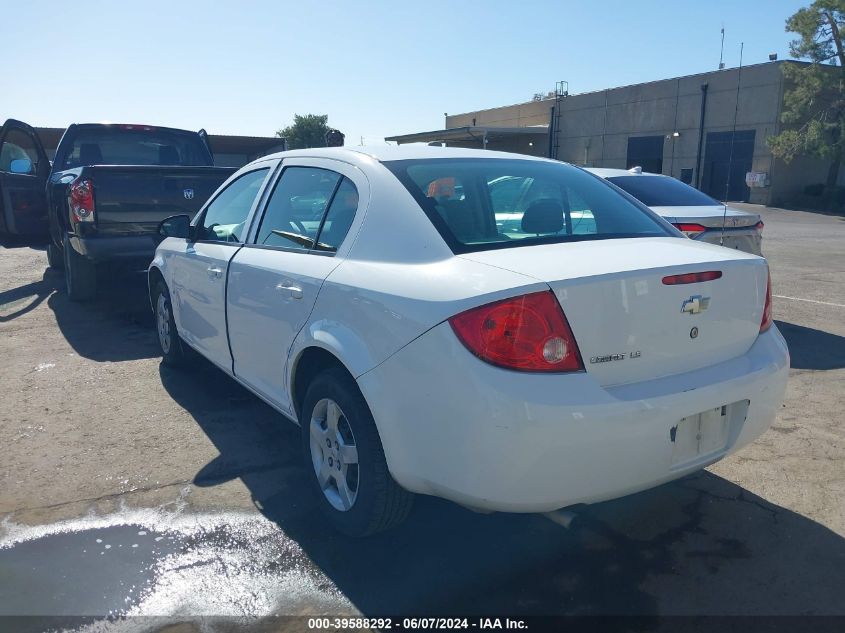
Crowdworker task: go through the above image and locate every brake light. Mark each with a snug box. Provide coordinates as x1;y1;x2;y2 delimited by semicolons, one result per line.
760;269;773;333
672;222;706;237
69;177;95;223
755;221;765;230
449;291;584;372
662;271;722;285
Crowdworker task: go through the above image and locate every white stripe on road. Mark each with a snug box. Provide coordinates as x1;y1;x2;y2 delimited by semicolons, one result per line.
773;295;845;308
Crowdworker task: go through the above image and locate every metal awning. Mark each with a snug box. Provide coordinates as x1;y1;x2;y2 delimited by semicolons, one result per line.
385;125;549;145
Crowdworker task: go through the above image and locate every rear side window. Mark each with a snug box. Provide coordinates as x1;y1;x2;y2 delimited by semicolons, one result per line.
385;158;670;253
198;168;269;243
607;175;720;207
255;167;357;252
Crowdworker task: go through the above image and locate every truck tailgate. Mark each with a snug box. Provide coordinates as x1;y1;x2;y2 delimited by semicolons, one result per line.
87;165;236;235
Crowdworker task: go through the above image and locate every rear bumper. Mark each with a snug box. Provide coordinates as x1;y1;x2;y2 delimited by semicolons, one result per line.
69;233;158;266
358;323;789;512
696;229;762;256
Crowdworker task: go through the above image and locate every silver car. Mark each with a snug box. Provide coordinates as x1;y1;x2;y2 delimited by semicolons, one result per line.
586;167;763;256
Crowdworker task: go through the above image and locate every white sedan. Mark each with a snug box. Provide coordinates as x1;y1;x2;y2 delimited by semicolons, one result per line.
585;167;764;256
150;146;789;536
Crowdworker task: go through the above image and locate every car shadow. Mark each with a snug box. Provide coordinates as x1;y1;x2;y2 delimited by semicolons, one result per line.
0;270;60;323
776;320;845;370
160;360;845;617
45;267;159;362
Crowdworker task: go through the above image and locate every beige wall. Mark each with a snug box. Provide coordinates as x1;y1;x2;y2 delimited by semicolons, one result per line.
446;99;553;129
443;62;845;205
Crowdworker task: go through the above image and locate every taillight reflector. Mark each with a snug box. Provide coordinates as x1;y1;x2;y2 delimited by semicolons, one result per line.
760;269;773;333
672;222;707;237
69;177;95;223
755;221;765;230
662;271;723;285
449;291;584;372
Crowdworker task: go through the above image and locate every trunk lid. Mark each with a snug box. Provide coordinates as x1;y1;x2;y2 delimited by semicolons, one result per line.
459;237;768;386
86;165;236;235
650;205;761;229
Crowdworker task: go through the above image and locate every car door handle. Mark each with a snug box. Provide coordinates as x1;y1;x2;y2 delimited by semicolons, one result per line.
276;281;303;299
206;266;223;279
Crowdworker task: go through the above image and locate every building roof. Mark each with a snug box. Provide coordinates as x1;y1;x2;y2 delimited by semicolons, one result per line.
385;125;549;145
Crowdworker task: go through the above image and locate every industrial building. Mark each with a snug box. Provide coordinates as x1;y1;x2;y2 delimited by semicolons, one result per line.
387;60;829;206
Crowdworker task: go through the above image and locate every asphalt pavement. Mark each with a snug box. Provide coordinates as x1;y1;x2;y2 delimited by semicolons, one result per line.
0;204;843;631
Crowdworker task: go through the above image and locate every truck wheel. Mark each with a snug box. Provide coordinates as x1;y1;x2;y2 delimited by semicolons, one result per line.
301;367;414;537
153;281;187;367
63;235;96;301
47;243;64;270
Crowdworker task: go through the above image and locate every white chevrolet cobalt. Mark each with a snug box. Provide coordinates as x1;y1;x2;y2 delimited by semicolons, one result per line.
150;147;789;536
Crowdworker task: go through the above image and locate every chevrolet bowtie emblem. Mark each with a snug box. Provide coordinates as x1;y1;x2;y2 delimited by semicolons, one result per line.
681;295;710;315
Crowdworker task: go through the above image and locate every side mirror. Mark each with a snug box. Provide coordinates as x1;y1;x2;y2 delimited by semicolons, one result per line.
9;158;33;174
158;214;191;240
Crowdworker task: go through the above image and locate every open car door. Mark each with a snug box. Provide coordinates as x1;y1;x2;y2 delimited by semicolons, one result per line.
0;119;50;236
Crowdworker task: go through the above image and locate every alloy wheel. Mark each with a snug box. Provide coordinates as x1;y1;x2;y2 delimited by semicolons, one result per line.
309;398;359;511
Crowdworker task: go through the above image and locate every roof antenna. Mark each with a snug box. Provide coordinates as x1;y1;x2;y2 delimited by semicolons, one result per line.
719;25;726;69
721;41;743;246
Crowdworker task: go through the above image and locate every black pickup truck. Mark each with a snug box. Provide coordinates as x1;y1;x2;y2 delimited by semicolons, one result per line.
0;119;236;299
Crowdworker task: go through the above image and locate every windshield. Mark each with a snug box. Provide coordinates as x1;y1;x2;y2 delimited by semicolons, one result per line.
607;175;720;207
60;127;211;168
385;159;671;253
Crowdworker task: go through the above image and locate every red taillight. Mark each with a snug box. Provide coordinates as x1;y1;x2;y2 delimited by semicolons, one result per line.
69;177;95;223
662;271;723;285
448;291;584;372
754;220;765;230
760;269;773;333
672;222;706;237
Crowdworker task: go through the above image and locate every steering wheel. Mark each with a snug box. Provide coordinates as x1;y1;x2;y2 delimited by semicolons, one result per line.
290;219;308;234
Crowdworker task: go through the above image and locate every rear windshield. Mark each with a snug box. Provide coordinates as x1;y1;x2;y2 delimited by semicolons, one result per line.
607;175;720;207
60;128;211;168
385;158;671;253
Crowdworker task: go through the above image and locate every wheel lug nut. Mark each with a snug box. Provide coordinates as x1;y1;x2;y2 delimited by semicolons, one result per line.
326;439;331;448
336;462;341;470
328;457;333;466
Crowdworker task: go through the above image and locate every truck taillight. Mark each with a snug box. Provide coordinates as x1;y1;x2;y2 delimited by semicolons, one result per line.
449;291;584;372
672;222;706;238
69;177;95;223
760;269;773;333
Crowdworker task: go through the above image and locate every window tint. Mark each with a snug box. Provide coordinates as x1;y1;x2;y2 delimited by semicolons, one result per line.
1;129;39;173
62;128;211;167
386;159;669;253
317;178;359;251
256;167;341;250
198;168;269;243
608;175;719;207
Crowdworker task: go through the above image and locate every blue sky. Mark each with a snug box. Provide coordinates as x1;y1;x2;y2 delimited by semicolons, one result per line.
4;0;806;145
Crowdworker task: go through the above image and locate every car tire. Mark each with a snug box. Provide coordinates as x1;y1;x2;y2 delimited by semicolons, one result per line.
63;235;96;301
47;243;64;270
153;281;187;367
301;367;413;537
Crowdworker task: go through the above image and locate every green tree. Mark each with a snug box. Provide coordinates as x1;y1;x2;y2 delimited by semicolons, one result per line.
276;114;330;150
769;1;845;186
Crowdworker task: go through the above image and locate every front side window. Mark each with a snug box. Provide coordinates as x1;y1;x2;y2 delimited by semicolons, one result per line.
255;167;343;250
197;168;269;243
386;158;670;253
1;129;39;173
